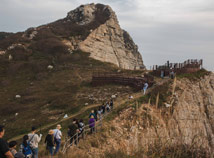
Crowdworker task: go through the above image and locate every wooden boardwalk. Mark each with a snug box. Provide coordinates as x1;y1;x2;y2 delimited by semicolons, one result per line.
92;72;154;90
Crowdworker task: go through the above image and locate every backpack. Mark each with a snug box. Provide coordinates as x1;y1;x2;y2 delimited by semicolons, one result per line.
28;134;35;148
54;130;59;144
22;143;32;156
79;122;85;131
14;152;25;158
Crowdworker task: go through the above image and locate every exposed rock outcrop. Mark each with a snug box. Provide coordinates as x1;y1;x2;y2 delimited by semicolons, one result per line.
66;3;145;70
67;4;97;25
108;74;214;155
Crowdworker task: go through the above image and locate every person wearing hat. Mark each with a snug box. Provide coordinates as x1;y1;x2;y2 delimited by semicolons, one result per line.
45;130;55;157
53;125;62;155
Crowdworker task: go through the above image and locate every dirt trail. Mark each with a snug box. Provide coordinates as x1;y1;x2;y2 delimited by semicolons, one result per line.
9;91;142;141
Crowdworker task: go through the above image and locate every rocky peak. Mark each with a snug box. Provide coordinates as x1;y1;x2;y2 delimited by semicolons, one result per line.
0;3;145;70
65;3;145;70
66;3;111;25
67;3;96;25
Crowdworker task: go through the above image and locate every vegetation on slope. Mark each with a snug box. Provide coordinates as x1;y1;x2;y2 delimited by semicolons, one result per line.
177;69;211;81
0;49;136;140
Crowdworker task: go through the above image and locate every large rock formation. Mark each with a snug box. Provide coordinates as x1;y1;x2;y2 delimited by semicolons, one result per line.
72;4;144;69
0;3;145;70
63;3;145;69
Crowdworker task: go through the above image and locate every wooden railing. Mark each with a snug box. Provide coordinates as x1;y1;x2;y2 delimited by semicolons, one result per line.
152;59;203;76
91;73;154;90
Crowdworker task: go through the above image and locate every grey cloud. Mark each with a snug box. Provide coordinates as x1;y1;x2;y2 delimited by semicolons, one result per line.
130;23;214;70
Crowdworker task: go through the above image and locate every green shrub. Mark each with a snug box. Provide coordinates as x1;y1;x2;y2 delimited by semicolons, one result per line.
177;69;211;81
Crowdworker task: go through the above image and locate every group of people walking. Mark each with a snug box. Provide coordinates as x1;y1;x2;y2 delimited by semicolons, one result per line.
67;99;114;146
0;125;43;158
0;100;114;158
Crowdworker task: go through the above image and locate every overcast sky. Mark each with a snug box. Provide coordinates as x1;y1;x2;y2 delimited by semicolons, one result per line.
1;0;214;70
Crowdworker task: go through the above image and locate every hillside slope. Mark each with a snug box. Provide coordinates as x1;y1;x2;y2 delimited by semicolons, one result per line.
63;72;214;158
0;50;140;139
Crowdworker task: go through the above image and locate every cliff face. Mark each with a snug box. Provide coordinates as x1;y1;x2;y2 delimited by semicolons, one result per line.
62;3;145;70
70;73;214;158
106;74;214;156
74;4;144;69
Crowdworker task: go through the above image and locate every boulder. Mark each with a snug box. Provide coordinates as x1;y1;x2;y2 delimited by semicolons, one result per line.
15;95;21;98
47;65;54;70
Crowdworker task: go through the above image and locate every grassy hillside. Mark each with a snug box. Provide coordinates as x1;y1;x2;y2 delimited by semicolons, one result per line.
0;49;141;139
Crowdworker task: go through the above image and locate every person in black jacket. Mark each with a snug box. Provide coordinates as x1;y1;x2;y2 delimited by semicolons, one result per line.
78;119;85;139
0;125;13;158
101;103;105;114
45;130;54;157
110;99;114;110
68;119;79;146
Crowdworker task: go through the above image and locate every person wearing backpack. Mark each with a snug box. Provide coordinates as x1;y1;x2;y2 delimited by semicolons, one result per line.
28;127;42;158
53;125;62;155
20;135;32;158
0;125;14;158
97;107;102;120
68;119;79;146
45;130;55;157
78;119;85;139
106;102;110;112
110;99;114;110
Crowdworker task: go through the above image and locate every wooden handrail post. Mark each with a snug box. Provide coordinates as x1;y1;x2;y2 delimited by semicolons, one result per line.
148;97;151;106
172;77;177;95
156;92;159;109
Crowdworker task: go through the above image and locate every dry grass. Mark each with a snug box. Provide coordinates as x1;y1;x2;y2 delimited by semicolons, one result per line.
0;49;135;140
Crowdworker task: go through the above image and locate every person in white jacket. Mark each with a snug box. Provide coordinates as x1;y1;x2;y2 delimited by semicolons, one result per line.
53;124;62;155
143;82;149;95
28;127;42;158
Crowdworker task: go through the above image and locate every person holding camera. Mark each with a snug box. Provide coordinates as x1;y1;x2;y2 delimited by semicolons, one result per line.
28;127;42;158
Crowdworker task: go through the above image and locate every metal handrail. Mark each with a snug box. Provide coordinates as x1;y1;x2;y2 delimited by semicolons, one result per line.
62;111;110;154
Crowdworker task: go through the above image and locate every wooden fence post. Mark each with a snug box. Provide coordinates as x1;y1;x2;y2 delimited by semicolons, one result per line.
136;101;139;111
148;97;151;106
156;92;159;109
172;77;177;95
